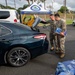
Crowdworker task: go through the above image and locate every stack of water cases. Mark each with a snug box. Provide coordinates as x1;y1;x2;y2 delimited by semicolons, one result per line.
55;60;75;75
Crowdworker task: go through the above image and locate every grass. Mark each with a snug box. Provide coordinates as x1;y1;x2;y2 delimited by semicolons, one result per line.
38;19;73;26
66;19;73;25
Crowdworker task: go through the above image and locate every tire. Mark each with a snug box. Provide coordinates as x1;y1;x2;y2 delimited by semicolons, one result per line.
6;47;31;67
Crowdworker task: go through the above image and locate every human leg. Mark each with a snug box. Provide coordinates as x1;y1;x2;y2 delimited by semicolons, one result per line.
59;37;66;58
55;35;60;53
50;33;54;51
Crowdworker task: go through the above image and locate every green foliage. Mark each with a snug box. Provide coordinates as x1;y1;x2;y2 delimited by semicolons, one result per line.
66;19;73;24
0;4;15;9
58;6;68;13
6;6;15;9
22;4;29;9
0;4;5;9
40;0;46;2
17;7;23;14
0;4;29;14
17;4;29;14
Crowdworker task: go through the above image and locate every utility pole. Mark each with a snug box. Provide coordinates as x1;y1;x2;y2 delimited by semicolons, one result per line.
14;0;16;9
64;0;66;21
52;0;53;12
32;0;34;3
44;0;46;9
5;0;8;6
51;0;54;13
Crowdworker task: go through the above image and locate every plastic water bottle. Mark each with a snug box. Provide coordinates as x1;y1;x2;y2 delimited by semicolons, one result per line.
58;62;67;72
66;70;74;75
59;71;74;75
55;62;67;75
59;72;67;75
67;64;75;75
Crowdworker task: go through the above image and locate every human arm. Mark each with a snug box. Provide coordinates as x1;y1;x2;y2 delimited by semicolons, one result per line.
61;20;66;32
60;20;67;36
40;20;50;24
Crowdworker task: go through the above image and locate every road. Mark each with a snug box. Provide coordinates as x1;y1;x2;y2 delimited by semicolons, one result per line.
0;25;75;75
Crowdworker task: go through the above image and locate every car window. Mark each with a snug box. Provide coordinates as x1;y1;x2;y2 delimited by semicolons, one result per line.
0;24;12;37
0;11;10;19
15;11;19;19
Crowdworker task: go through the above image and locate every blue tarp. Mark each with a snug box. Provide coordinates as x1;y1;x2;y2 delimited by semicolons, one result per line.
55;60;75;75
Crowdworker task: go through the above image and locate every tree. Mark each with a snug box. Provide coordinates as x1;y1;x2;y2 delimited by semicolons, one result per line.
26;0;30;5
58;6;68;13
30;0;36;4
23;4;29;9
17;4;29;14
41;0;46;9
0;4;15;9
40;0;46;2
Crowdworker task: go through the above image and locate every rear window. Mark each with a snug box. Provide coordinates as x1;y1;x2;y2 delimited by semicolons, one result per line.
0;11;10;19
15;11;19;19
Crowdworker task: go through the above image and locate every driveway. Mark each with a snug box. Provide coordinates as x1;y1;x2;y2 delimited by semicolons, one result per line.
0;25;75;75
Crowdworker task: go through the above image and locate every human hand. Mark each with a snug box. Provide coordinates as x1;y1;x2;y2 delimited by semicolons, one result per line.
41;19;46;22
60;32;64;37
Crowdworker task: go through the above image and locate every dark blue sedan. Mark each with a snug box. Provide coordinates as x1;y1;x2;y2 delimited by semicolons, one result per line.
0;21;48;67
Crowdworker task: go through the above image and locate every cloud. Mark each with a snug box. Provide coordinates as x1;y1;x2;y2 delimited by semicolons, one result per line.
0;0;75;11
53;2;62;11
45;0;75;11
45;0;62;11
0;0;28;8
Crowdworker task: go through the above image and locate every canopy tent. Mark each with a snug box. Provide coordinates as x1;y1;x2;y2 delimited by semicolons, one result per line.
20;2;51;14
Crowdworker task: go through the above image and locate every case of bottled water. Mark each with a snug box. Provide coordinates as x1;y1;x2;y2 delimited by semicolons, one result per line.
55;60;75;75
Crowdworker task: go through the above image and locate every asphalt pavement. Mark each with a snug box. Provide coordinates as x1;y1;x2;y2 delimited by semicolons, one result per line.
0;25;75;75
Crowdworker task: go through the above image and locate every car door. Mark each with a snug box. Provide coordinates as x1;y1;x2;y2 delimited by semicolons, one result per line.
0;24;13;52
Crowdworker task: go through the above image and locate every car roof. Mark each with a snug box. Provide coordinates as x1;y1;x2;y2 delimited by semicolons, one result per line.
0;9;16;11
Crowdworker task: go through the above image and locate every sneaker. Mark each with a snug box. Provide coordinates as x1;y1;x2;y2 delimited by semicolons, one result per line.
60;53;65;58
50;47;54;51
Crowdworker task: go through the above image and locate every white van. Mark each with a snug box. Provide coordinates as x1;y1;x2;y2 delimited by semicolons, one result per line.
0;9;19;22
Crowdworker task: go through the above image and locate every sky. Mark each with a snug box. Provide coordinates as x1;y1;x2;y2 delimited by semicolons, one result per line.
0;0;75;11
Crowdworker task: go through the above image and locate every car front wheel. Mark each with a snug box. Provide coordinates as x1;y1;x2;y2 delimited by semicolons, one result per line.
6;47;31;67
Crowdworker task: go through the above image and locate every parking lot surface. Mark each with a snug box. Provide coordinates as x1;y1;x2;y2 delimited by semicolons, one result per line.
0;25;75;75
